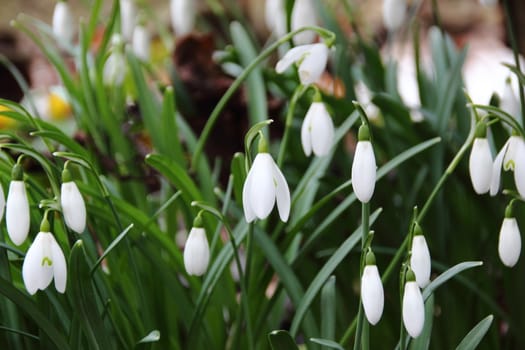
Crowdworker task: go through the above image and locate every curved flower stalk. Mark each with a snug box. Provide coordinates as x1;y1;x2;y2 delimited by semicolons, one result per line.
291;0;318;45
60;167;86;234
265;0;286;38
6;164;30;246
170;0;196;36
383;0;407;32
120;0;137;41
275;43;329;85
410;223;431;288
468;123;493;194
351;124;376;203
103;35;127;86
52;0;75;45
402;269;425;338
490;135;525;198
361;251;384;325
242;137;290;222
22;217;67;295
132;15;150;61
498;203;521;267
183;215;210;276
301;101;334;157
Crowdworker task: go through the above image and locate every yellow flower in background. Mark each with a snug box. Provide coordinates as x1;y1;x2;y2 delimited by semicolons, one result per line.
0;105;17;129
47;91;72;121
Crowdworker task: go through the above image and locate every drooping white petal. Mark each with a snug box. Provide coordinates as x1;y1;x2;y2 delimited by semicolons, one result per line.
514;141;525;198
272;160;291;222
298;43;329;85
52;2;75;44
402;281;425;338
498;218;521;267
61;181;87;234
248;154;277;220
51;235;67;293
183;227;210;276
291;0;318;45
309;103;334;156
0;185;5;221
6;181;30;246
265;0;286;38
410;236;431;288
22;232;47;295
132;25;151;61
301;108;313;156
351;141;377;203
361;265;384;325
275;45;313;74
490;141;509;196
503;136;523;171
500;79;521;120
383;0;407;32
120;0;137;41
170;0;196;36
242;162;257;223
469;138;493;194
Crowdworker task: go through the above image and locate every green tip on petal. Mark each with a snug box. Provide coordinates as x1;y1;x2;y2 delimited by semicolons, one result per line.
505;203;514;218
474;122;487;138
413;222;423;236
358;124;370;142
405;268;416;282
365;250;376;266
258;134;269;153
40;217;51;232
12;163;23;181
193;212;204;228
62;168;72;183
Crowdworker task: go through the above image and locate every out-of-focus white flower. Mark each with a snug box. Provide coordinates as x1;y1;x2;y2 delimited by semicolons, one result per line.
104;35;126;86
291;0;317;45
52;1;75;45
383;0;407;32
61;169;86;234
6;165;30;246
354;82;379;121
479;0;498;7
265;0;286;38
500;77;521;120
22;229;67;295
132;20;150;61
120;0;137;41
498;207;521;267
170;0;196;36
351;124;376;203
469;137;493;195
183;225;210;276
490;135;525;198
410;225;431;288
361;252;384;325
0;184;5;222
301;102;334;157
275;43;329;85
402;272;425;338
243;141;290;222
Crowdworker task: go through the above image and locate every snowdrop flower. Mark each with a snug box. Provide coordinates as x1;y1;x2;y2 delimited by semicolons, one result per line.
265;0;286;38
469;123;493;194
410;223;431;288
498;204;521;267
275;43;329;85
60;168;86;234
103;35;126;86
301;101;334;157
500;77;521;120
52;0;75;45
291;0;318;45
22;218;67;295
383;0;407;32
242;137;290;222
170;0;196;36
132;15;150;61
351;124;376;203
120;0;137;41
183;216;210;276
361;251;384;325
490;135;525;198
402;269;425;338
6;164;30;246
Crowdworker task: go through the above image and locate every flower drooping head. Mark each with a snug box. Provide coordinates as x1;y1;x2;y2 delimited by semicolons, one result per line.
276;43;329;86
183;214;210;276
301;101;334;157
351;123;376;203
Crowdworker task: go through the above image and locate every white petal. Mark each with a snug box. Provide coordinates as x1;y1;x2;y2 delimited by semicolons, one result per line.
301;107;313;156
402;281;425;338
503;136;522;171
275;45;313;74
469;138;493;194
291;0;318;45
515;141;525;198
183;227;210;276
52;2;75;44
351;141;377;203
361;265;384;325
6;181;30;246
410;236;431;288
22;232;47;295
120;0;137;41
498;218;521;267
103;52;126;86
490;141;509;196
310;102;334;156
265;0;286;37
248;154;277;220
61;181;87;234
298;43;329;85
170;0;196;36
132;25;151;61
51;235;67;293
242;162;257;223
383;0;407;32
272;159;291;222
0;185;5;222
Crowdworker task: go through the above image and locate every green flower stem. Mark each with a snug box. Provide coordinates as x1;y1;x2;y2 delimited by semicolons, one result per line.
353;202;370;350
191;26;336;170
277;85;308;167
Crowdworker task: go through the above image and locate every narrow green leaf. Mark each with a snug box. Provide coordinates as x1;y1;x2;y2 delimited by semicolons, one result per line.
409;294;434;350
137;330;161;344
310;338;345;350
91;224;134;273
268;330;299;350
0;325;39;341
230;152;246;210
160;86;185;163
455;315;494;350
321;276;336;341
422;261;483;300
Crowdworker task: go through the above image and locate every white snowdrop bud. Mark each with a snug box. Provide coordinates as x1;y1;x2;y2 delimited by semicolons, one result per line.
498;205;521;267
183;217;210;276
291;0;318;45
351;124;376;203
469;134;493;195
402;270;425;338
265;0;286;38
361;251;384;325
60;168;87;234
383;0;407;32
132;17;151;61
410;223;431;288
52;1;76;44
6;164;30;246
301;102;334;157
120;0;137;41
170;0;197;36
103;35;126;86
